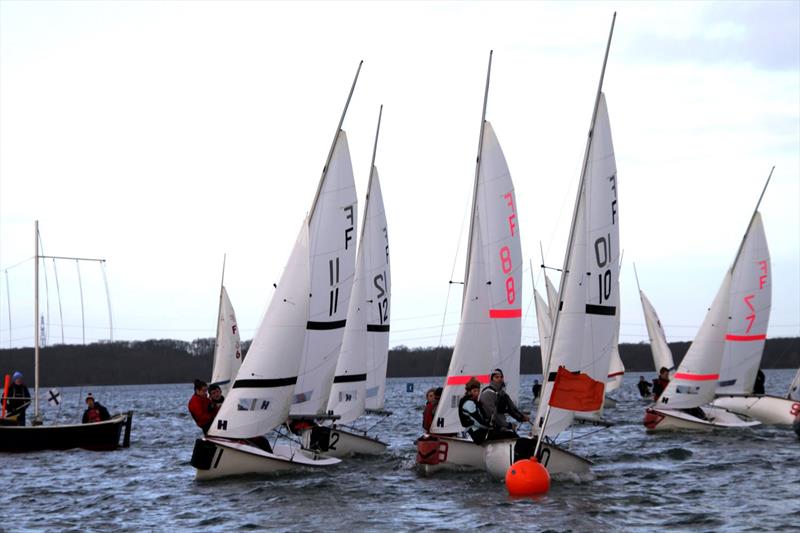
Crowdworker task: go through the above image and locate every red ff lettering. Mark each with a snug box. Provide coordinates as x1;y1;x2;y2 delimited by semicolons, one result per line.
503;192;516;237
758;260;768;289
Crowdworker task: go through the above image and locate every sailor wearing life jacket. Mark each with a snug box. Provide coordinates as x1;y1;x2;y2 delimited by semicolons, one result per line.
458;377;491;444
480;368;529;436
82;394;111;424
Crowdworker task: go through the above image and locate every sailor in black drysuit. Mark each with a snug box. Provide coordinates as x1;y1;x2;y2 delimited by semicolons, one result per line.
458;378;491;444
480;368;529;440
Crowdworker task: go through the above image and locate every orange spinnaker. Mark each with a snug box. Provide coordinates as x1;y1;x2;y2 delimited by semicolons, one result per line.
548;366;605;412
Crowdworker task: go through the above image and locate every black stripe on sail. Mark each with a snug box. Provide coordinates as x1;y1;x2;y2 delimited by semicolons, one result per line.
333;373;367;383
367;324;390;332
307;320;347;330
718;379;736;387
233;377;297;389
585;304;616;316
547;371;558;382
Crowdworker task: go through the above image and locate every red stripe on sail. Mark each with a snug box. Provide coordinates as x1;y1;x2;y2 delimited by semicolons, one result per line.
446;374;490;386
489;309;522;318
725;334;766;342
673;372;719;381
607;371;624;378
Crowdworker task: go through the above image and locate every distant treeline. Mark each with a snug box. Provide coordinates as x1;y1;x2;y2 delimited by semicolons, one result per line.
0;337;797;387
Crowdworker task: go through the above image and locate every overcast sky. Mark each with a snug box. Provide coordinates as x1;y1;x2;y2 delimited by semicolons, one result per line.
1;1;798;351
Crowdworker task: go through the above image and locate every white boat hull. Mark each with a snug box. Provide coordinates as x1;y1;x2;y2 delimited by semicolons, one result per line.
416;434;592;477
415;435;486;475
711;394;800;425
643;405;761;432
301;425;387;458
483;436;592;478
191;437;340;480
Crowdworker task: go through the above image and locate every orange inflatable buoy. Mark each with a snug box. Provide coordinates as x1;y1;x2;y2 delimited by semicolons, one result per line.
505;458;550;496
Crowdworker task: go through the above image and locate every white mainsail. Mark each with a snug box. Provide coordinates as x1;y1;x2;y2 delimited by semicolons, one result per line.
292;131;358;416
363;170;391;411
210;286;242;396
536;93;619;439
431;121;521;435
639;290;675;373
209;225;310;439
327;166;391;421
656;271;733;410
717;212;771;395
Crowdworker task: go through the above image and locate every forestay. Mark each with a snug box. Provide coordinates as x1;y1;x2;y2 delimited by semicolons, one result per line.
657;271;733;410
432;122;521;435
292;131;358;416
209;225;310;439
640;290;675;372
210;286;243;396
717;213;771;395
536;94;619;439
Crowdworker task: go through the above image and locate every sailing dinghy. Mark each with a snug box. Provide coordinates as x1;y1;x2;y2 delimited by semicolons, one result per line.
301;107;392;457
709;170;799;425
209;257;242;397
191;63;365;479
485;16;620;479
0;222;133;452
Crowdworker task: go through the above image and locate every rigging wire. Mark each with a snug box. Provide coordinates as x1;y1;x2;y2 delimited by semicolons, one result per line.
438;200;471;346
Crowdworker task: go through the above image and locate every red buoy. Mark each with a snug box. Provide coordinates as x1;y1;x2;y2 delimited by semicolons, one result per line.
505;458;550;496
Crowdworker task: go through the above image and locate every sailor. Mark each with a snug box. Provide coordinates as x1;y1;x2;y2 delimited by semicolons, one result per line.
480;368;530;437
209;384;225;407
531;380;542;401
422;387;436;432
82;394;111;424
188;379;218;434
753;369;766;395
637;376;652;398
458;378;491;444
652;367;670;399
5;371;31;426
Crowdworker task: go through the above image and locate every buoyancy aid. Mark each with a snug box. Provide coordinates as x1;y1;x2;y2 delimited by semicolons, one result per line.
458;395;488;430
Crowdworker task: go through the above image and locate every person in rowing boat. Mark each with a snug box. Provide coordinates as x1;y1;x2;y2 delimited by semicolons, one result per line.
652;367;670;400
637;376;652;398
209;384;225;407
5;371;31;426
188;379;219;434
481;368;529;438
422;387;437;432
458;378;491;444
82;394;111;424
753;369;765;395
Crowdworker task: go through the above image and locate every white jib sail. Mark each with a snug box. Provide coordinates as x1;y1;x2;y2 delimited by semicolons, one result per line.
326;167;391;421
362;170;391;412
717;212;771;395
210;286;243;396
606;307;624;394
534;288;552;378
209;224;310;439
656;271;733;410
291;130;358;416
545;273;559;323
640;290;675;373
432;121;521;435
788;367;800;401
536;94;619;439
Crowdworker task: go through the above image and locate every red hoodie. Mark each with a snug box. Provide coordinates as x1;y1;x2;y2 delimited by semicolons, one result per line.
188;393;216;432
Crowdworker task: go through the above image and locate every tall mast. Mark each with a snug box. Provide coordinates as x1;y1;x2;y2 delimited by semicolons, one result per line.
731;166;774;267
535;14;615;458
309;61;363;221
214;254;227;351
360;105;383;243
462;50;493;306
34;221;40;420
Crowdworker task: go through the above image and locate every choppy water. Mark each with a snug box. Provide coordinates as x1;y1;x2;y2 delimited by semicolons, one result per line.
3;369;799;531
